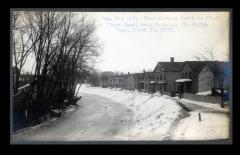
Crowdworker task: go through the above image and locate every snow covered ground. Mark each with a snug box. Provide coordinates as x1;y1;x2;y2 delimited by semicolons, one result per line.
12;84;230;142
77;85;184;140
77;85;230;140
172;111;229;140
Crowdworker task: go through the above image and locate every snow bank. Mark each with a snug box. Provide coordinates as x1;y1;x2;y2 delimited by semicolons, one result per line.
172;111;229;140
77;84;229;140
78;84;184;140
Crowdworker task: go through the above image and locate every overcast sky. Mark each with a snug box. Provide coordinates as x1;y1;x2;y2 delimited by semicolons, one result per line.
22;12;230;74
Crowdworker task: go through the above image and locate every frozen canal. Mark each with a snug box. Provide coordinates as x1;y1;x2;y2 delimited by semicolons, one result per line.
12;85;229;142
12;93;135;142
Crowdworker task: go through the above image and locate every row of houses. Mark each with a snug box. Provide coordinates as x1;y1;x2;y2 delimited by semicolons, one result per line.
100;71;135;90
100;57;230;96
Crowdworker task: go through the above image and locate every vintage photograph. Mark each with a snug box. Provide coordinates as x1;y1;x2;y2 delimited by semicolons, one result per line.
10;9;231;143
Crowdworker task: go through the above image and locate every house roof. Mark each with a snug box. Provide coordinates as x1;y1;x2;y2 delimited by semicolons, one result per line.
200;61;229;74
134;72;161;78
183;61;206;72
154;60;228;73
154;62;185;72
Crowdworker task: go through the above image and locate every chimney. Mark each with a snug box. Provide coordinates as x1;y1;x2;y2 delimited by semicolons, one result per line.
170;57;174;62
128;72;130;75
122;72;123;75
143;69;145;73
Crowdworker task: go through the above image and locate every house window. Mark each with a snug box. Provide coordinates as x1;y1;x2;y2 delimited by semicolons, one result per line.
189;72;192;78
185;72;187;78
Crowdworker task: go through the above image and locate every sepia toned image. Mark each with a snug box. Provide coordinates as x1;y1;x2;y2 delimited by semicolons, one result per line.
10;9;231;144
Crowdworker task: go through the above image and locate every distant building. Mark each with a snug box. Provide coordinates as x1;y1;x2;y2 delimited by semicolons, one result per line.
144;72;162;93
134;71;162;93
100;71;114;87
98;58;230;98
134;73;144;91
109;73;126;88
124;72;135;90
99;72;136;90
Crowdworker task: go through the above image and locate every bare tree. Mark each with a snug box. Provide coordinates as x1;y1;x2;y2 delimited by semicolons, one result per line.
12;12;40;94
87;70;101;87
193;48;229;108
205;62;228;108
192;47;215;61
12;11;101;123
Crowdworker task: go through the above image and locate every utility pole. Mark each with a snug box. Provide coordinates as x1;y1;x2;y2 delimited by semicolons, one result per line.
146;72;149;93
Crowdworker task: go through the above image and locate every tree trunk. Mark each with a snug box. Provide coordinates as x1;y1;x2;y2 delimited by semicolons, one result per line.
15;67;20;94
220;88;224;108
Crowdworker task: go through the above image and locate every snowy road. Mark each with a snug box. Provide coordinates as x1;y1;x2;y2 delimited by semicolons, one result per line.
13;93;135;142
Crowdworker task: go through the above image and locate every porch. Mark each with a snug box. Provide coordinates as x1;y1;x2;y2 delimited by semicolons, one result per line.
174;79;192;98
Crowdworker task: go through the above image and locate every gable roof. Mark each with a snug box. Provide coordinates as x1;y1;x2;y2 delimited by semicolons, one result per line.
183;61;206;72
200;61;229;74
154;62;185;72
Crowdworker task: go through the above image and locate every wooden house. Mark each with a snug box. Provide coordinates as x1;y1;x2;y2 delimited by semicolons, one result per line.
174;61;205;94
153;57;185;94
198;61;230;93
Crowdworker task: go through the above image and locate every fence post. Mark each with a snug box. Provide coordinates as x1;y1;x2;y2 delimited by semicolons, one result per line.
198;113;201;121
